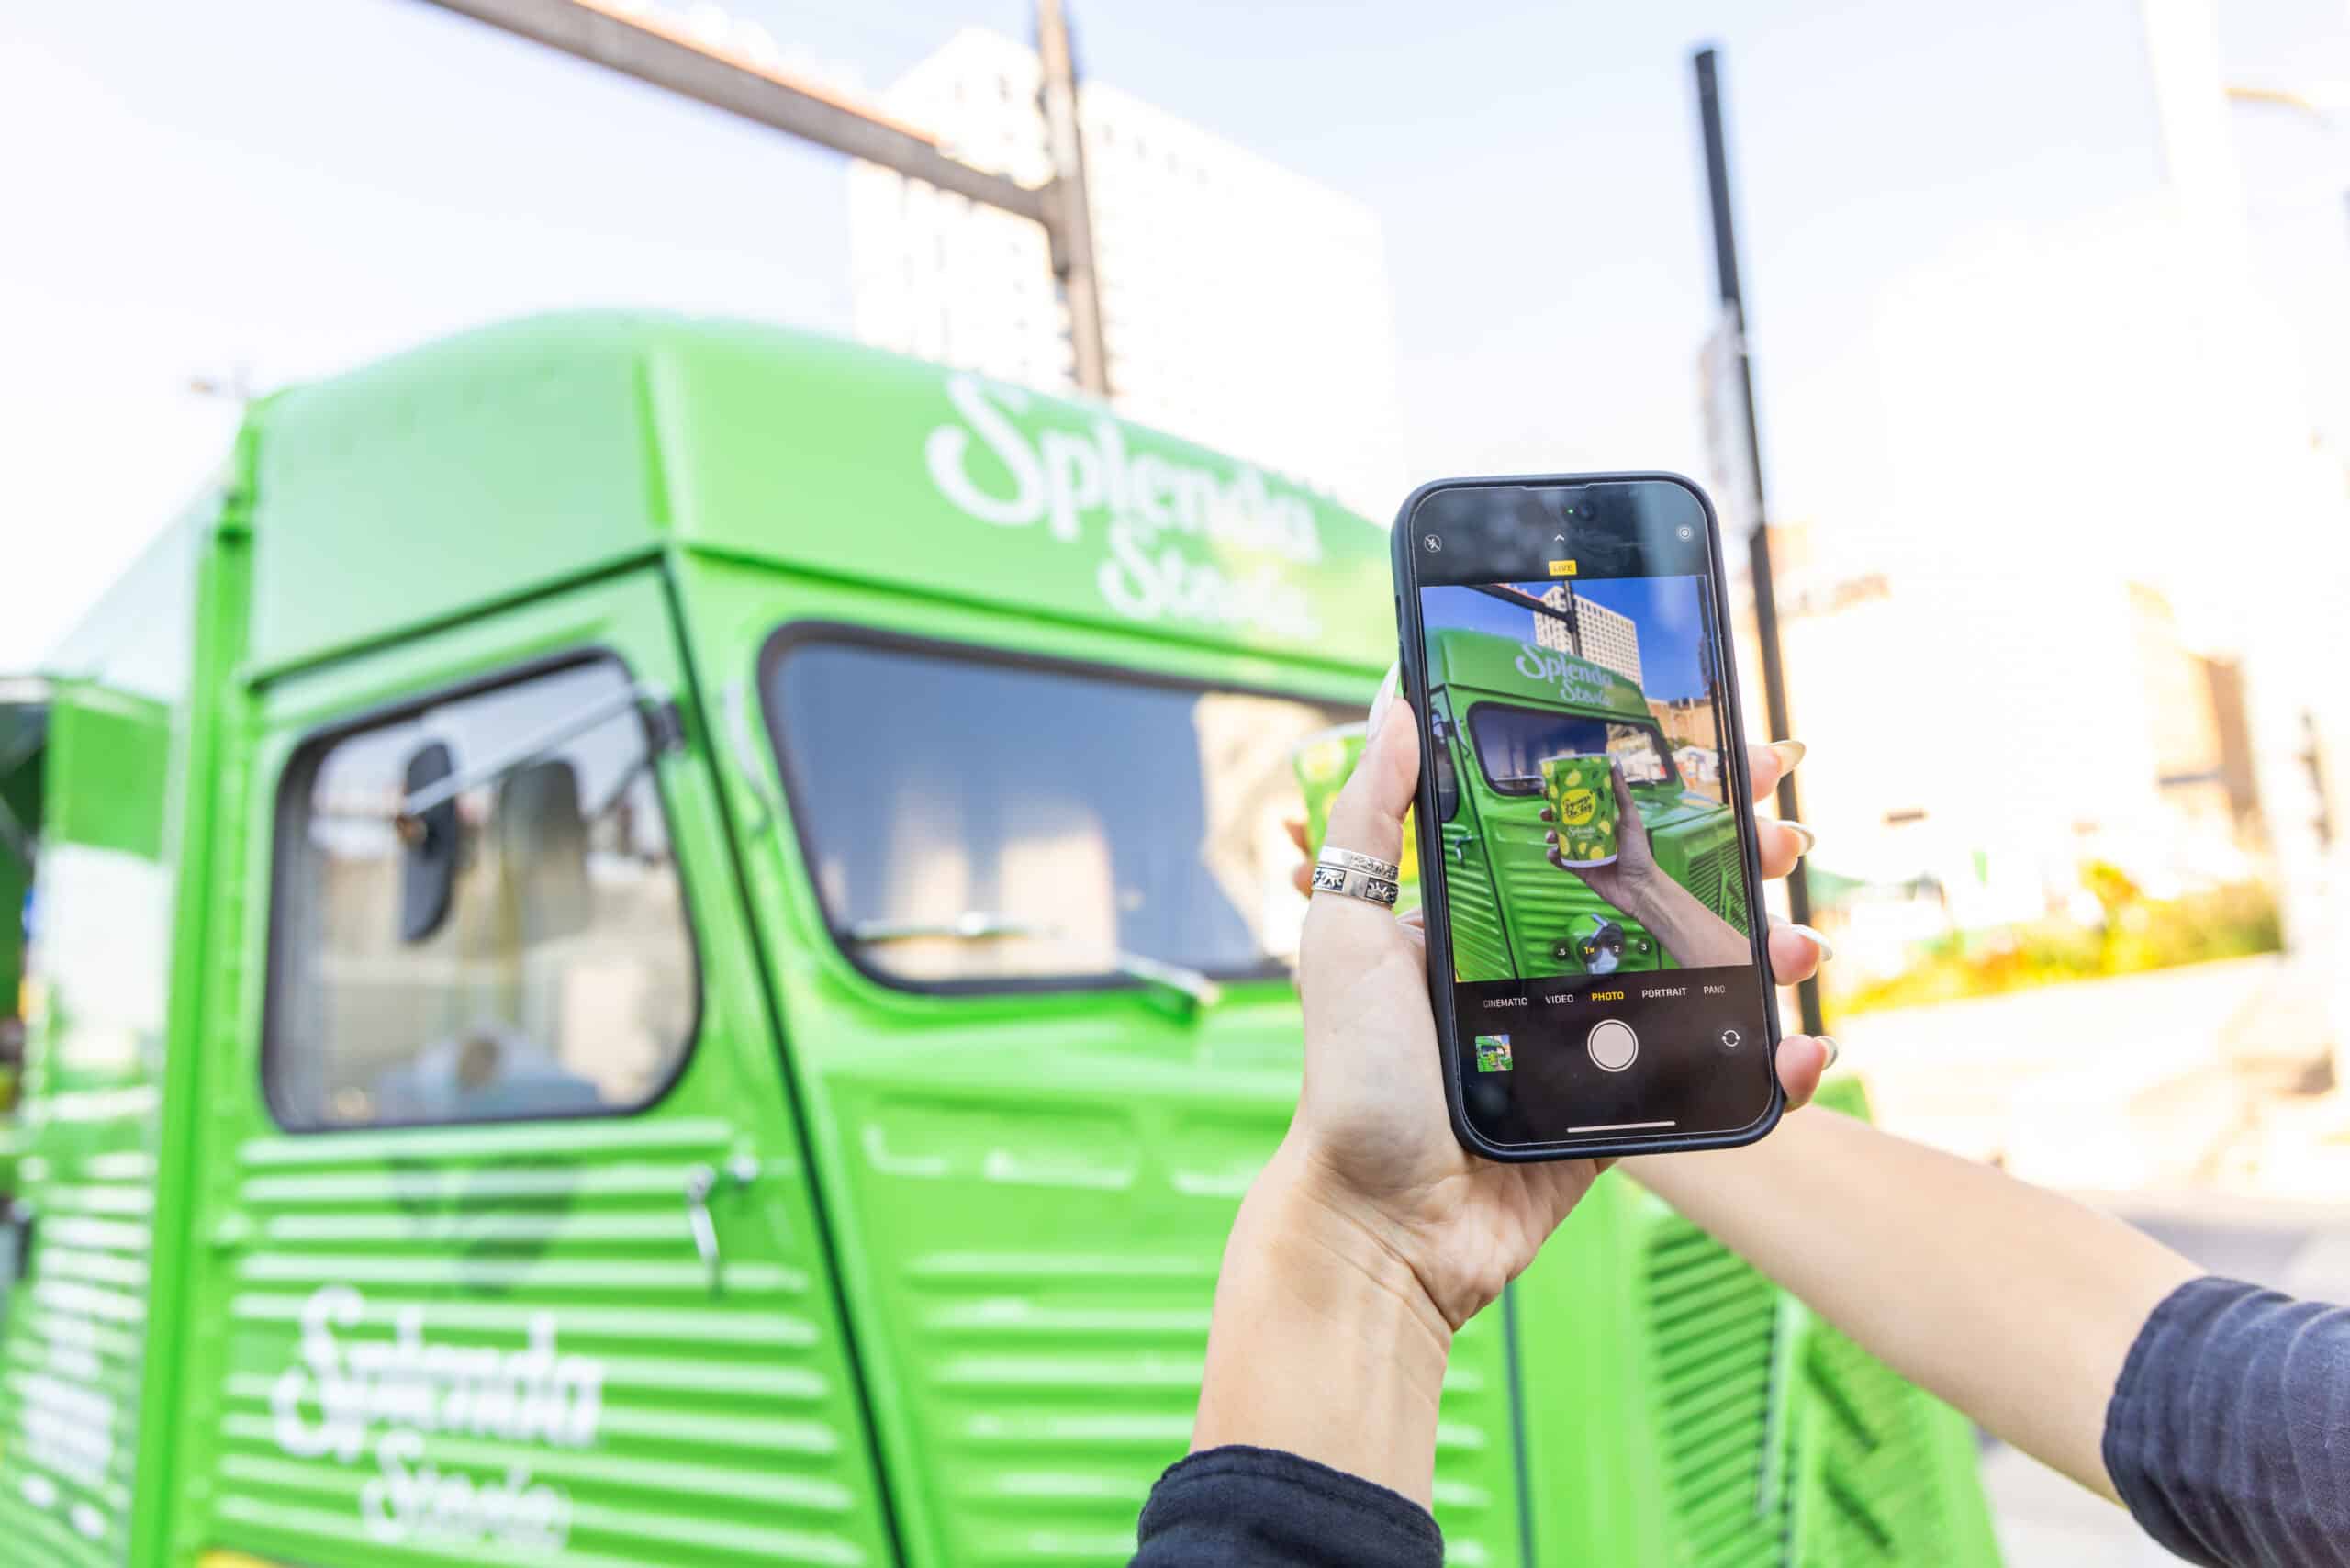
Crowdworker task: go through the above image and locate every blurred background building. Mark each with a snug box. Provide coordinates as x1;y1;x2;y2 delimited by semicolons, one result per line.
846;28;1408;517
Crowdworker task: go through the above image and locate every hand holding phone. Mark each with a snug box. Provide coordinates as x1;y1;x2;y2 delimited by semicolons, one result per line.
1275;671;1833;1336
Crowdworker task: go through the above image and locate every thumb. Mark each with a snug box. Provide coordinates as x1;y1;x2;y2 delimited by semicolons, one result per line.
1320;689;1419;872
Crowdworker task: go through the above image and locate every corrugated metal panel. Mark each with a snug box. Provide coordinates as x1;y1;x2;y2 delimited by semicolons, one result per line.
1796;1324;1942;1562
1684;841;1750;935
0;1129;157;1565
1791;1322;2002;1568
1486;825;1662;979
0;701;179;1568
1439;826;1516;982
818;1066;1526;1568
196;1117;878;1567
1639;1207;1788;1568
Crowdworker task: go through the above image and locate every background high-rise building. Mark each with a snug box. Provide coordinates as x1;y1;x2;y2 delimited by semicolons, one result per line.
1536;585;1643;688
847;28;1407;519
1533;588;1574;655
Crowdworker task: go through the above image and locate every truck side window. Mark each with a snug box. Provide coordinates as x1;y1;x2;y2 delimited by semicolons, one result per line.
1464;702;1681;796
266;657;697;1130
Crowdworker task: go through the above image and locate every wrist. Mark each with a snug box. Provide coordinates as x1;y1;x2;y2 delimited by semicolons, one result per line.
1246;1144;1458;1350
1192;1149;1454;1504
1610;858;1667;906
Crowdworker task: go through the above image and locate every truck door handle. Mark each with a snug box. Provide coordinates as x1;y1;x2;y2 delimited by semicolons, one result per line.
683;1164;722;1289
683;1157;761;1292
4;1199;34;1284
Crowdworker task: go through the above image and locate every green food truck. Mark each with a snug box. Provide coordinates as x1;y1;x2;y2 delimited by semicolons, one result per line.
0;313;2000;1568
1423;629;1751;982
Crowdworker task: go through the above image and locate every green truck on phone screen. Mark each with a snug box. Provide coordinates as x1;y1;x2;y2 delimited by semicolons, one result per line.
1423;627;1751;983
0;315;2001;1568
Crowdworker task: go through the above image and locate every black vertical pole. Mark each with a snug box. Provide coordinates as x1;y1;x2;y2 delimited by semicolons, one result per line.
1695;46;1824;1037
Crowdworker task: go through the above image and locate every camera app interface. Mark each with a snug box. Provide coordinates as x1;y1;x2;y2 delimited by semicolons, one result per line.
1408;480;1775;1147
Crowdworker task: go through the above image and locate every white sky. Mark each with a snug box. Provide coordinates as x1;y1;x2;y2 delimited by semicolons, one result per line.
3;0;2345;669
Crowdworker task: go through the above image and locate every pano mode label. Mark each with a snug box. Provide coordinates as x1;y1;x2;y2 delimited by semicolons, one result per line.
923;373;1326;640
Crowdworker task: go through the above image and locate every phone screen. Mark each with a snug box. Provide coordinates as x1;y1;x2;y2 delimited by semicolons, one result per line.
1399;476;1778;1155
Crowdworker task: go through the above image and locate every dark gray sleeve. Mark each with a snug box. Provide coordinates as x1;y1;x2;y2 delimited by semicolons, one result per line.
1131;1445;1444;1568
2103;1275;2350;1568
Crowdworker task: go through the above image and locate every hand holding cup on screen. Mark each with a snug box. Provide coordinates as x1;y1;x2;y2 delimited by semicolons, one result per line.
1540;755;1651;911
1541;754;1751;970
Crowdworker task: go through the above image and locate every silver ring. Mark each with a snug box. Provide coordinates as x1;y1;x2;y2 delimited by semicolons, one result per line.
1311;861;1400;907
1318;846;1401;881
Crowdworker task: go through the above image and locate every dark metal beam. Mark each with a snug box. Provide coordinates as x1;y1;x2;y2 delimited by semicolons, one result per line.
1035;0;1110;396
413;0;1054;226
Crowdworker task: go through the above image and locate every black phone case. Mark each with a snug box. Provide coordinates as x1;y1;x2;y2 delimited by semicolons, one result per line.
1391;471;1786;1162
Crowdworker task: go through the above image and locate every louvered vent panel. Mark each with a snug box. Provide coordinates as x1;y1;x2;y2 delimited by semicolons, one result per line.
1640;1212;1788;1568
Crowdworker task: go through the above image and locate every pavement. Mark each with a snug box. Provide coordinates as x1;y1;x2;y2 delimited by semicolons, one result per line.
1829;954;2350;1566
1832;954;2302;1188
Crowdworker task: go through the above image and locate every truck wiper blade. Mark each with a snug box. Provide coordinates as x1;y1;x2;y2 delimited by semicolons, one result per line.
845;914;1224;1011
847;913;1046;944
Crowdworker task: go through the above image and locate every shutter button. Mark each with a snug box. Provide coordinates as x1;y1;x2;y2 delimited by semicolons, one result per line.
1587;1019;1639;1072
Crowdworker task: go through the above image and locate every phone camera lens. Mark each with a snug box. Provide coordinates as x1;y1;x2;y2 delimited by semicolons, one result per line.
1572;500;1596;521
1676;524;1695;541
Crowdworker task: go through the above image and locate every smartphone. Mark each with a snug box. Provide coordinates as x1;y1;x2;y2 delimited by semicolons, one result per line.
1391;473;1782;1160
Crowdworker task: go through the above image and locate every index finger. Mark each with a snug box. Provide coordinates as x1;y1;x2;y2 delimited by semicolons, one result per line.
1744;741;1805;807
1315;697;1419;879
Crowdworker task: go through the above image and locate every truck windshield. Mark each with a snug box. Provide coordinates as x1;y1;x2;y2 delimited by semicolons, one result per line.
766;639;1352;989
1465;700;1680;796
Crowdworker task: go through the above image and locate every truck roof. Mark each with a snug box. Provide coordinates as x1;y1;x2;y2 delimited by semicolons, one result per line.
1425;626;1651;722
185;312;1393;678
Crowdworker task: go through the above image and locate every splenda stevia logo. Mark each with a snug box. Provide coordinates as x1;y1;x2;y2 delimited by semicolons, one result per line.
270;1283;604;1553
923;374;1323;639
1515;644;1622;709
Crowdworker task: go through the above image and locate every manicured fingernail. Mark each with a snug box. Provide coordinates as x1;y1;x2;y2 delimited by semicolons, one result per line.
1368;663;1400;738
1779;819;1818;855
1818;1036;1841;1070
1786;923;1834;960
1768;740;1807;772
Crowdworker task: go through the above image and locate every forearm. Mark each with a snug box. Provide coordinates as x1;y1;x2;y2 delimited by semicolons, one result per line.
1615;870;1751;969
1623;1106;2199;1500
1192;1145;1454;1508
